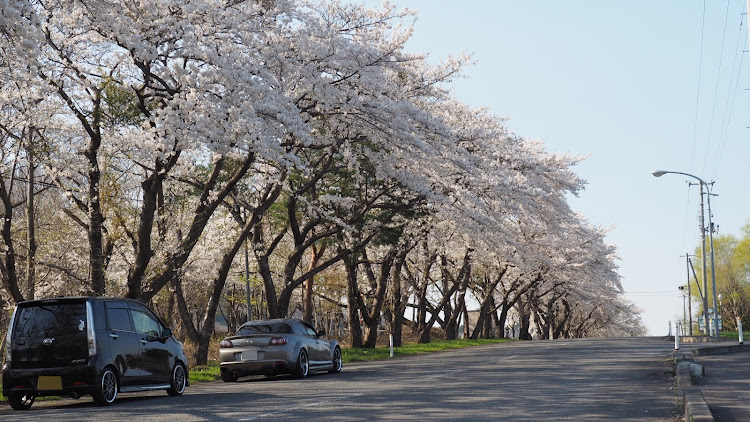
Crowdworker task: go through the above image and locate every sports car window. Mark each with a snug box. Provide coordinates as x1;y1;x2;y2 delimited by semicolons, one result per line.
301;322;318;336
236;322;292;335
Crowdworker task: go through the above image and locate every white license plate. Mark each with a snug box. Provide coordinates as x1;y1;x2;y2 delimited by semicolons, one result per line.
242;350;258;361
37;376;62;390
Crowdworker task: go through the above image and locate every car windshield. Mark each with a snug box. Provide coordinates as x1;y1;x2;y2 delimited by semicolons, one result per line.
236;322;292;335
14;303;87;339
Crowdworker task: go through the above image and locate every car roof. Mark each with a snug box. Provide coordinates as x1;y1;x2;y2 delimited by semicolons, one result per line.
17;296;146;307
241;318;299;325
19;296;143;304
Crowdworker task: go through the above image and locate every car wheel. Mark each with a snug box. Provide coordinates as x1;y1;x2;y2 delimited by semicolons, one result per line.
92;367;118;406
221;371;238;382
329;346;342;373
7;392;35;410
167;362;187;396
292;349;309;379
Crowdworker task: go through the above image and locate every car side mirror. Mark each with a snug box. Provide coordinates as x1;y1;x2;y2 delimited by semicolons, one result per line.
162;328;173;339
317;330;326;337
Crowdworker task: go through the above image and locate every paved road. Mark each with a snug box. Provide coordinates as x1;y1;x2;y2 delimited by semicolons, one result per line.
1;337;684;421
693;350;750;421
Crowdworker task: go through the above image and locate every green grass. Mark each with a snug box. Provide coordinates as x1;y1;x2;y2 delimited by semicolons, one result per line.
342;338;511;362
189;363;221;382
720;331;739;340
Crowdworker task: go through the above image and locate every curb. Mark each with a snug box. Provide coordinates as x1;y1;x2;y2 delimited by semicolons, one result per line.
674;353;714;421
673;342;747;421
682;388;714;422
690;343;750;356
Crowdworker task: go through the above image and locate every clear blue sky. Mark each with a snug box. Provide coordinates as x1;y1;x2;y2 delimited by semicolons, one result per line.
360;0;750;335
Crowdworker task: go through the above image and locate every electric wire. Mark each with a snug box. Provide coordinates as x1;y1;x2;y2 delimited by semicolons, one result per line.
625;291;682;294
701;0;732;176
624;291;685;297
690;0;709;173
711;18;747;181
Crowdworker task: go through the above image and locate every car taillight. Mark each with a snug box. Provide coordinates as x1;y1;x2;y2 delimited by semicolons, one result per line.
269;337;287;346
4;306;17;362
85;301;96;357
220;340;234;348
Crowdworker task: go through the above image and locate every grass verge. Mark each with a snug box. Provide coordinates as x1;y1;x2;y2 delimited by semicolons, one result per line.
719;331;739;340
342;338;511;362
189;363;222;383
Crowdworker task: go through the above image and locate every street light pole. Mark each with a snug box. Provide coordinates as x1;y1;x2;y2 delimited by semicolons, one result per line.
652;170;719;337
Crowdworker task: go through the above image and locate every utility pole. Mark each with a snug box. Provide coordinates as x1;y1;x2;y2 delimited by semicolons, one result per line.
695;181;710;336
682;253;694;335
680;287;687;332
706;186;720;337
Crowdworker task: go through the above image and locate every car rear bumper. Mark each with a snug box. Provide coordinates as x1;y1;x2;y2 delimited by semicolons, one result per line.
220;360;292;377
2;362;97;397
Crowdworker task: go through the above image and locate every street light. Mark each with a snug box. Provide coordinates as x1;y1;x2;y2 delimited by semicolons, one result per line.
652;170;719;338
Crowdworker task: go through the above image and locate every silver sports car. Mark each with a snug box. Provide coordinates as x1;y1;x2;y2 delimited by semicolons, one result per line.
219;318;342;381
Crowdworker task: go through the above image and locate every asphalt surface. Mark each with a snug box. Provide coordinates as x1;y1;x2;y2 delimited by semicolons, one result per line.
692;349;750;421
0;337;684;421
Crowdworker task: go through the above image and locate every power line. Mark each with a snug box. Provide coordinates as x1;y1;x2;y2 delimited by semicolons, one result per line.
701;0;732;176
623;291;684;297
624;291;682;294
690;0;709;174
711;17;747;180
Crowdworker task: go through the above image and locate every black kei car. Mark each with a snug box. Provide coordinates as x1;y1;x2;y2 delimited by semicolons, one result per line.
2;297;189;410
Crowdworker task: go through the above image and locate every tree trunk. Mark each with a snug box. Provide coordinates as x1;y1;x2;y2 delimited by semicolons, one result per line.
553;300;571;339
363;317;380;349
518;295;533;340
489;296;500;338
519;312;532;340
125;170;162;298
415;280;431;343
255;244;280;318
172;274;201;362
84;89;105;296
361;248;396;348
25;149;36;300
345;254;364;348
303;245;324;323
390;256;407;348
463;303;470;339
0;161;23;304
498;302;511;338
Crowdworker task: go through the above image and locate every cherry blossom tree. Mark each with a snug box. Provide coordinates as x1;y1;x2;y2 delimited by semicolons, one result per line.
0;0;645;352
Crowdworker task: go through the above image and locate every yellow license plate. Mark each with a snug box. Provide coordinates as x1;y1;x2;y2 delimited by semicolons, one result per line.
37;376;62;390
